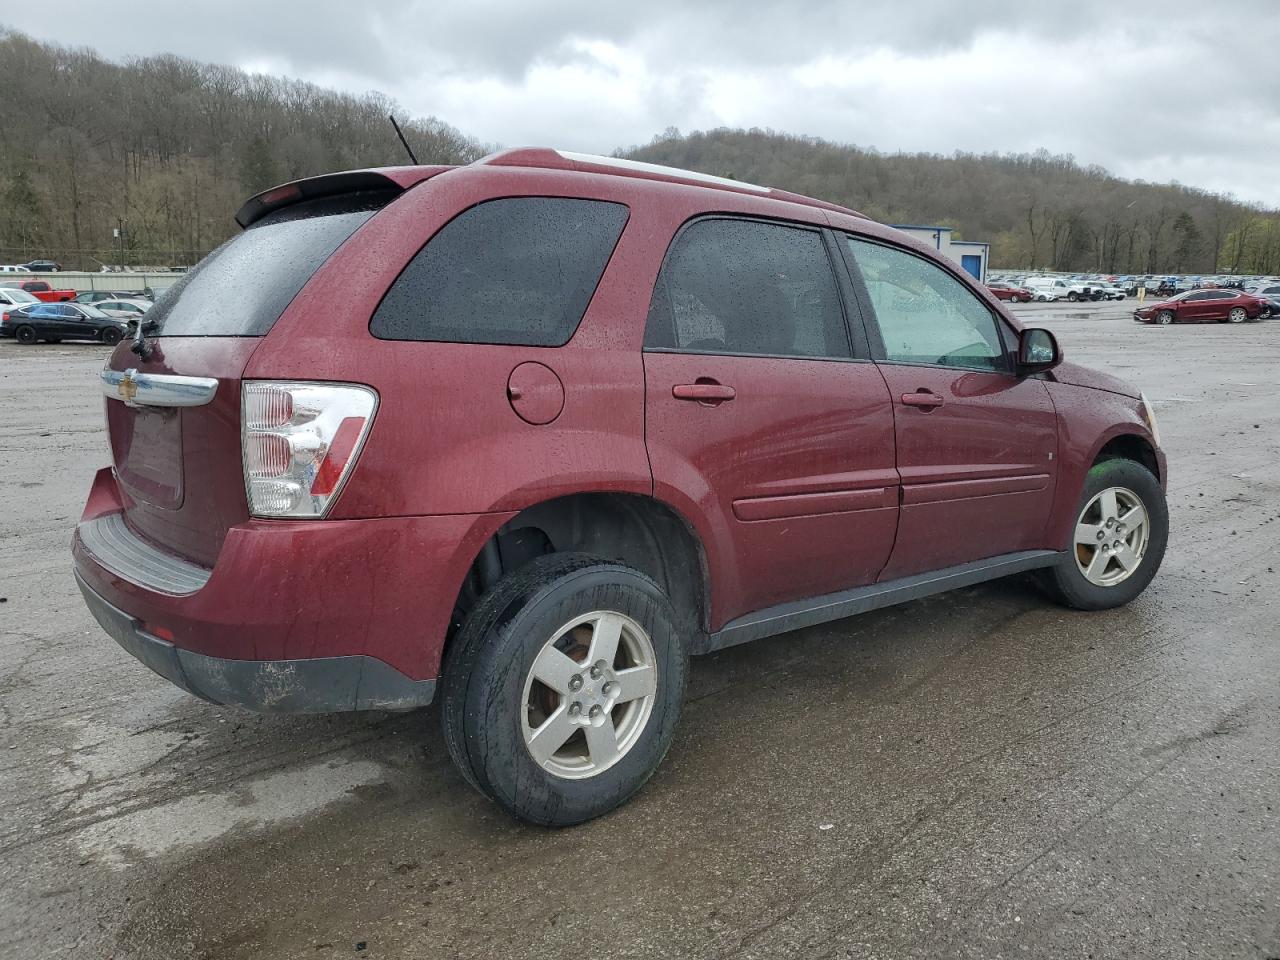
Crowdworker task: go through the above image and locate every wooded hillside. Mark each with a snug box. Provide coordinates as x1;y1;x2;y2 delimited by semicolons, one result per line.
623;128;1280;274
0;30;484;269
3;28;1278;274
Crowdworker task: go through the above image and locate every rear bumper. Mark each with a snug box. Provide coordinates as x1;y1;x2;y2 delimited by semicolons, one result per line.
76;571;436;712
73;467;515;712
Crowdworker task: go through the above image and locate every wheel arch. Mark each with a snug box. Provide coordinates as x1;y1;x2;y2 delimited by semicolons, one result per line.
1093;432;1161;485
446;492;712;660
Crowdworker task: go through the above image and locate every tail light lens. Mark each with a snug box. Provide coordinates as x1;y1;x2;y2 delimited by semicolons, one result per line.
241;381;378;518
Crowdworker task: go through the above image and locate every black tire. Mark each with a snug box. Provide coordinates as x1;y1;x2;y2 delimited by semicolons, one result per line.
1067;291;1079;302
1038;458;1167;611
440;553;689;826
101;327;123;345
15;325;36;345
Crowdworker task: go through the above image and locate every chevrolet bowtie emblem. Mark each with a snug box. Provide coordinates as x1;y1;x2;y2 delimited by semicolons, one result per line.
118;370;139;404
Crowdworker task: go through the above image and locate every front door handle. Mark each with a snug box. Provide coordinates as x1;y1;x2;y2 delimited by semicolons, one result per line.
673;381;736;405
900;389;944;409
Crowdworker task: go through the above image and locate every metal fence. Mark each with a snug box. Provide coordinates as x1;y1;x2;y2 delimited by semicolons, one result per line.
1;271;185;295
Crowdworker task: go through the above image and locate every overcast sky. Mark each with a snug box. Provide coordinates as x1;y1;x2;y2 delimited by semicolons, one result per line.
6;1;1280;207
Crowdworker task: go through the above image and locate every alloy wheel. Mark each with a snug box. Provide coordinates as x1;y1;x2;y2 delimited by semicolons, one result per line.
1228;307;1247;323
1074;486;1150;587
521;610;658;780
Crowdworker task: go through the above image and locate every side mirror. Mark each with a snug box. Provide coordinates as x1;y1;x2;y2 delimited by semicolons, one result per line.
1018;327;1061;373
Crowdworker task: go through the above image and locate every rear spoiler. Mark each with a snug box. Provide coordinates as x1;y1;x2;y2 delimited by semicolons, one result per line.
235;166;454;228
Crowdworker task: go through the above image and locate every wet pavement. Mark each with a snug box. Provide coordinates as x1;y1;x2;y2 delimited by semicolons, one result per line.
2;301;1278;959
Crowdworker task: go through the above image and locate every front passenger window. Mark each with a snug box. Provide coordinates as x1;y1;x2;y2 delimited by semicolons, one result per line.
846;238;1008;372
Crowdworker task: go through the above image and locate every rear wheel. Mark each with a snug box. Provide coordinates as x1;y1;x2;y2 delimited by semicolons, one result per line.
101;327;123;345
1228;306;1247;324
15;325;36;345
1157;310;1174;325
441;553;688;826
1038;458;1167;611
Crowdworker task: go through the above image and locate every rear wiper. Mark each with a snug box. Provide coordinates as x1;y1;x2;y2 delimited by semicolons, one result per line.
127;317;159;360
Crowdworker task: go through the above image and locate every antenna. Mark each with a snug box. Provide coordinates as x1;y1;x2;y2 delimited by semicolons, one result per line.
388;114;420;165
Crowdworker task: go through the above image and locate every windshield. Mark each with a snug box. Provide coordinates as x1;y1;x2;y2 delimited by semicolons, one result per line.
4;289;37;303
81;305;110;319
148;190;393;337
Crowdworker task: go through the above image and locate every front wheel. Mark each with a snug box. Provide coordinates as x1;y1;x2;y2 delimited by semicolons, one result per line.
1067;291;1079;302
1157;310;1175;325
441;553;689;826
1011;294;1023;303
1038;458;1167;611
101;327;123;345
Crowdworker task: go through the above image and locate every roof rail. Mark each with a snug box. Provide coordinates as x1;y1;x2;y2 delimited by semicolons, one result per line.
476;148;864;218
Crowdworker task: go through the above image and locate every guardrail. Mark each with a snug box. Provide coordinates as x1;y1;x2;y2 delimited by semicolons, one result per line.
6;272;185;295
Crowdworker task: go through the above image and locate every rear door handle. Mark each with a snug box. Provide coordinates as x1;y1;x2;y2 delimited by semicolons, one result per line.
900;390;944;409
673;382;736;404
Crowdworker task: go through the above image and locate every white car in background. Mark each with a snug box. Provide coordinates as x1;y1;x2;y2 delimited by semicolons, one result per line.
94;298;152;320
0;265;33;273
0;287;40;311
1024;276;1091;302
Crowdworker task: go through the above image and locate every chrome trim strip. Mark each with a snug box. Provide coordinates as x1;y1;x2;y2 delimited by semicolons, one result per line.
101;368;219;408
76;512;212;596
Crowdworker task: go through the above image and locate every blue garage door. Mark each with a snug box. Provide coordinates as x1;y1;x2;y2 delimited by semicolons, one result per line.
961;254;982;280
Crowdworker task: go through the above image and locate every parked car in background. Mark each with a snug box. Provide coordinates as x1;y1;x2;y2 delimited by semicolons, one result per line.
23;259;62;272
1025;277;1090;302
1087;281;1126;301
0;278;77;302
72;150;1168;827
0;286;41;311
1133;289;1270;325
94;298;151;320
75;290;149;305
986;282;1034;303
1;301;129;344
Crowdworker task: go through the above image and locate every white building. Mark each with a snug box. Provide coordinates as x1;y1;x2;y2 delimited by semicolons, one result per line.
891;224;989;284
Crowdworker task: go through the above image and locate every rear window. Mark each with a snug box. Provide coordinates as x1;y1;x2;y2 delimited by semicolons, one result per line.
370;197;629;346
149;191;393;337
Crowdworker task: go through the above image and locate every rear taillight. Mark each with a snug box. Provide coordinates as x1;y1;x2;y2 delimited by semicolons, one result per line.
241;381;377;518
1;313;9;324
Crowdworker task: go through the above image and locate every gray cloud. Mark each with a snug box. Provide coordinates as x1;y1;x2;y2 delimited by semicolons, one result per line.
4;0;1279;206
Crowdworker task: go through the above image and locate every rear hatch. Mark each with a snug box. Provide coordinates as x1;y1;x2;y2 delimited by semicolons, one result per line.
102;175;408;567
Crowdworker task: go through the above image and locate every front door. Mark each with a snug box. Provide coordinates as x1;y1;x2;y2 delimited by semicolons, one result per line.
843;236;1059;581
643;217;900;628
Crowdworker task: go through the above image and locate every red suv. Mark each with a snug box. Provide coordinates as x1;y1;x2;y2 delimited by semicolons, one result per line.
73;150;1168;825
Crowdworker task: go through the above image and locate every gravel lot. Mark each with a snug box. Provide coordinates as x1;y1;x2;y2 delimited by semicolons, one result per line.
2;300;1278;959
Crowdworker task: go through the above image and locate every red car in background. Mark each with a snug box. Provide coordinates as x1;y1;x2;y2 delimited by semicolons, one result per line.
987;282;1034;303
1134;288;1270;325
0;278;76;303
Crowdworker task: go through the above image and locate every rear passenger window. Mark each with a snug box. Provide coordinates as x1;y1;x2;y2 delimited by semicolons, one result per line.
371;198;628;346
644;218;849;358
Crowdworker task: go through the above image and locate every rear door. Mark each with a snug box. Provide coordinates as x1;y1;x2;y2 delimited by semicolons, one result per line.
841;235;1059;581
643;217;899;626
